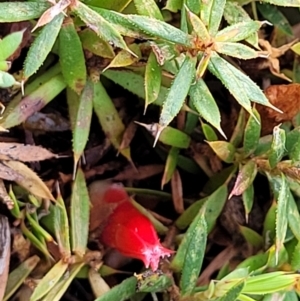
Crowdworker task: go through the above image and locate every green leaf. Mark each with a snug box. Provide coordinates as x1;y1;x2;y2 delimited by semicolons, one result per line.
0;70;16;88
257;3;293;36
59;18;87;94
42;262;85;301
189;78;224;137
125;14;193;46
186;7;210;43
94;277;137;301
93;79;131;161
292;42;300;56
68;80;93;170
0;74;66;129
0;2;49;22
24;13;64;79
268;126;286;169
159;55;196;128
263;201;276;246
260;0;300;7
71;168;89;256
268;174;289;262
180;207;207;296
78;29;115;58
103;69;167;106
161;147;180;187
243;108;261;156
0;30;24;61
208;53;253;117
207;141;236;163
217;280;244;301
214;42;258;59
164;0;183;12
229;161;257;198
202;123;218;141
215;20;261;42
72;2;132;53
240;226;263;248
175;184;228;232
287;191;300;241
4;256;40;301
30;260;69;301
133;0;163;20
286;127;300;161
230;108;246;147
242;183;254;223
200;0;226;36
237;253;268;272
291;241;300;270
144;51;161;113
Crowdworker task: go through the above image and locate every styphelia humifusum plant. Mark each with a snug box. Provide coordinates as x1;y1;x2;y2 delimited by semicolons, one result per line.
89;181;173;271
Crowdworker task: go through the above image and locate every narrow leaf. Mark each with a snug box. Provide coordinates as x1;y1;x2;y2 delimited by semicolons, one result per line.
0;2;50;22
180;207;207;296
161;147;180;187
24;13;64;79
159;55;196;128
59;18;87;94
268;126;286;169
214;42;258;59
0;30;24;61
71;168;89;256
145;51;161;113
72;2;132;53
189;78;224;136
207;141;236;163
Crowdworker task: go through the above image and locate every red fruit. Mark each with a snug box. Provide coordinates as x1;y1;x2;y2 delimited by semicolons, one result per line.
91;181;173;271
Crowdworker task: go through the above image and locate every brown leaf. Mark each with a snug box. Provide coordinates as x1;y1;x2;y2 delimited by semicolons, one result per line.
0;162;23;182
0;143;58;162
0;215;10;301
258;39;297;81
32;0;71;32
3;160;55;201
0;180;13;209
171;169;184;214
257;84;300;135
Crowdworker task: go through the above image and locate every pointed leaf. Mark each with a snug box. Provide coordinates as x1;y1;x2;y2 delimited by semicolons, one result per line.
69;79;93;169
257;3;293;36
207;141;236;163
189;78;223;136
125;14;193;46
59;18;86;94
145;51;161;113
3;160;55;201
230;108;246;147
208;53;253;117
268;126;286;169
243;108;261;156
200;0;226;36
3;256;40;301
30;260;69;301
0;30;24;61
229;161;257;198
24;13;64;79
215;21;261;42
0;2;50;22
0;74;66;129
242;183;254;223
159;55;196;128
71;168;89;256
180;207;207;296
287;190;300;241
161;147;180;187
72;2;132;53
214;42;258;59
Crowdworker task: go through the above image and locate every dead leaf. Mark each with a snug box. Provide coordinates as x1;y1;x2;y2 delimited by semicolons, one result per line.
113;164;164;181
3;160;55;201
257;83;300;135
0;215;10;301
0;143;58;162
258;39;298;81
0;162;23;182
171;169;184;214
32;0;71;32
119;119;138;151
0;180;13;209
